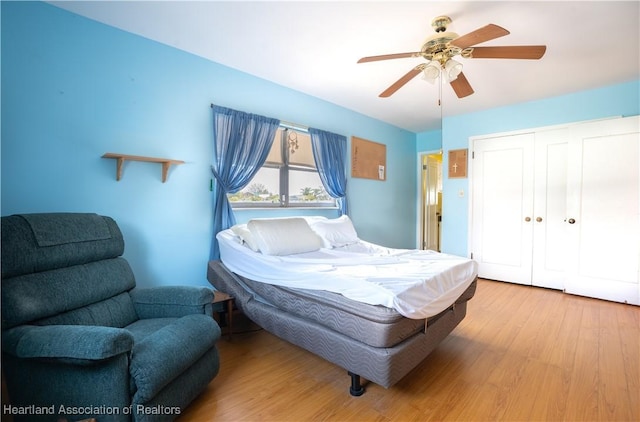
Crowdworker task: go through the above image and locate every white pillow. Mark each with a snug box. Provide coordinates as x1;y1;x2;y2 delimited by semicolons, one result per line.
247;218;324;256
310;215;359;248
230;224;260;252
302;215;328;224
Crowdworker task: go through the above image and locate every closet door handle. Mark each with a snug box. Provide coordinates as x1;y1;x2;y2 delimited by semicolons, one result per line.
565;218;576;224
524;217;531;222
536;217;543;222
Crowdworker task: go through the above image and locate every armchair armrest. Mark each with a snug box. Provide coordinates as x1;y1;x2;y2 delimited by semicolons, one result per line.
130;286;214;319
129;314;220;402
2;325;133;362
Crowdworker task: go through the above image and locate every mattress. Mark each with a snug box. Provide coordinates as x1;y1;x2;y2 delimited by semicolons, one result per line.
207;259;478;389
217;226;478;319
219;266;477;348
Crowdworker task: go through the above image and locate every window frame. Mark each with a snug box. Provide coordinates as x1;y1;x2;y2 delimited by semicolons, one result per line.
229;125;337;209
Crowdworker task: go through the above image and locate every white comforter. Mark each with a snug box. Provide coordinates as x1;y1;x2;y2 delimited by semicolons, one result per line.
217;229;478;319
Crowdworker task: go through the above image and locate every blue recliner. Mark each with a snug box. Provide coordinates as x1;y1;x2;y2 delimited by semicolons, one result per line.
1;213;221;421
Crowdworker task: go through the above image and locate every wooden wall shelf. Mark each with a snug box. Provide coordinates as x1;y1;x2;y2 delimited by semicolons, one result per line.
102;153;184;183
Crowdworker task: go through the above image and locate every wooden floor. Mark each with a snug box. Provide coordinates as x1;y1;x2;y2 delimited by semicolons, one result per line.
179;279;639;421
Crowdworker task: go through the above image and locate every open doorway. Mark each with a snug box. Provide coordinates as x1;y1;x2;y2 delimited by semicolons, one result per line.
420;152;442;251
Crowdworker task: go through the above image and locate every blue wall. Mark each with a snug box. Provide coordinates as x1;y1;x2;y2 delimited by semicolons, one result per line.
418;80;640;257
416;130;442;153
1;1;416;288
3;2;638;288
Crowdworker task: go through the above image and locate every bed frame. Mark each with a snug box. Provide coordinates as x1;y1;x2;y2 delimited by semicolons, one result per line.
207;260;477;395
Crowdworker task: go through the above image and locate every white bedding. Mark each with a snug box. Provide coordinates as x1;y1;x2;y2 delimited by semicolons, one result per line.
217;228;478;319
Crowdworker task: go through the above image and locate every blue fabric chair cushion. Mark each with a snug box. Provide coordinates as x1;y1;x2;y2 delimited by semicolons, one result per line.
20;212;112;246
2;325;133;361
130;286;214;319
128;314;221;403
2;258;137;329
125;318;178;343
1;213;124;278
36;292;139;328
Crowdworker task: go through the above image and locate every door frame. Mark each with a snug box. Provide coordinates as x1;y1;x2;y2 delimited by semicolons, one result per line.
416;150;442;250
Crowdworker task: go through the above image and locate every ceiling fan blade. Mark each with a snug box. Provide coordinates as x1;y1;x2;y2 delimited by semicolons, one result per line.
469;45;547;59
450;24;510;49
358;52;420;63
379;66;423;97
450;72;474;98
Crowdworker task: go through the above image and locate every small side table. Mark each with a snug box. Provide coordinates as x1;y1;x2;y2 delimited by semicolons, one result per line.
212;291;234;340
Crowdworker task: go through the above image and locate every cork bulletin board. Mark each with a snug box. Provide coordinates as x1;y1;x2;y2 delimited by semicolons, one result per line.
448;148;468;178
351;136;386;181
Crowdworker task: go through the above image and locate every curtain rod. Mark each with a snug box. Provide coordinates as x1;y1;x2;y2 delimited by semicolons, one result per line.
210;103;309;132
280;120;309;132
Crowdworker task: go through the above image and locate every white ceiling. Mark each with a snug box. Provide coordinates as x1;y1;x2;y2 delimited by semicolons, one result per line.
49;1;640;133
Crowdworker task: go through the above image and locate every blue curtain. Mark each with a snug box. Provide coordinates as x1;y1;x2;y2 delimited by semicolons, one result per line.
210;105;280;259
309;128;348;215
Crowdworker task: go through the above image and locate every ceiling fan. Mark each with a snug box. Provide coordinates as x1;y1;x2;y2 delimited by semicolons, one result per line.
358;16;546;99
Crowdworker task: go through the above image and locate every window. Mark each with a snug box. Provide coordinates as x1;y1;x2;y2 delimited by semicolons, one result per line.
228;126;336;208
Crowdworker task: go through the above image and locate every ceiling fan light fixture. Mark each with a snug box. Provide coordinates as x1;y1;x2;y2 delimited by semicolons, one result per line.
444;59;463;82
358;15;546;99
422;60;440;84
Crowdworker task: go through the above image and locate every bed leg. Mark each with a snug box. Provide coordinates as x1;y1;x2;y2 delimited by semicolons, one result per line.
348;371;364;396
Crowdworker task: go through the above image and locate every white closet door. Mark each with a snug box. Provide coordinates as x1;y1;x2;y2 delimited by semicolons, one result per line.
472;133;535;285
565;116;640;305
531;129;568;289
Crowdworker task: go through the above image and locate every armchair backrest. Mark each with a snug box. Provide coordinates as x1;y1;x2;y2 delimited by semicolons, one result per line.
1;213;139;330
